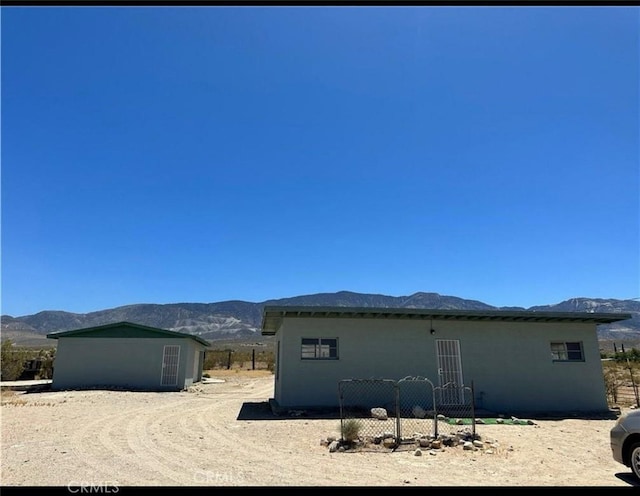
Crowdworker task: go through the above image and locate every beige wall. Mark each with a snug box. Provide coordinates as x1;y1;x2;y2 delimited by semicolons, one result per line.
273;317;608;415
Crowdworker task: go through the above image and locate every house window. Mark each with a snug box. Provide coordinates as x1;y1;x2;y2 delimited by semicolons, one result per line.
550;342;584;362
301;338;338;360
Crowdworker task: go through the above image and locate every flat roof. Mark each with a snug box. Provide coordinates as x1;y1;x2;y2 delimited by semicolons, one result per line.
261;306;632;335
47;321;210;347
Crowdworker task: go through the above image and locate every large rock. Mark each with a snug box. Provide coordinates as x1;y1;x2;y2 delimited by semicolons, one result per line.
371;407;388;420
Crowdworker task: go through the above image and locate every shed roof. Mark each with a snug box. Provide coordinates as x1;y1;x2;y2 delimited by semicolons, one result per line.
46;321;210;347
261;306;632;335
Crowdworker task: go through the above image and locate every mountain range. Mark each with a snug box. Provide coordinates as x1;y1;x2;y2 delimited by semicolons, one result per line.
2;291;639;347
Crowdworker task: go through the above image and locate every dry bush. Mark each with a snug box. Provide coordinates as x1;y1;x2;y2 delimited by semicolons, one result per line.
1;340;27;381
1;389;27;406
340;418;363;442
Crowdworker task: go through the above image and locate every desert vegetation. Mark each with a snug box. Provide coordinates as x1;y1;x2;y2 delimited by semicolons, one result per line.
340;418;363;442
601;346;640;408
1;339;55;381
203;346;275;372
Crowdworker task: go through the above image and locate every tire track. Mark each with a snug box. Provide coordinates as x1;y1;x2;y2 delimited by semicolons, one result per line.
69;401;155;485
124;399;203;484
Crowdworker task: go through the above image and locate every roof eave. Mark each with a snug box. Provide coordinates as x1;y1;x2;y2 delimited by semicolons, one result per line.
46;321;210;347
260;306;633;333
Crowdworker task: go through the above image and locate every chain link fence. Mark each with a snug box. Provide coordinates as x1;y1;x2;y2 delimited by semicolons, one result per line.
337;379;399;449
338;377;476;450
433;382;476;438
603;359;640;409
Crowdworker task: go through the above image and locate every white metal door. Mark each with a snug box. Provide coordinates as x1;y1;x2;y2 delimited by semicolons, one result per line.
435;339;464;405
161;345;180;386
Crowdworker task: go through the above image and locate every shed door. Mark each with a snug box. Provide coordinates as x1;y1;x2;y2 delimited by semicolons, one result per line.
435;339;464;405
161;345;180;386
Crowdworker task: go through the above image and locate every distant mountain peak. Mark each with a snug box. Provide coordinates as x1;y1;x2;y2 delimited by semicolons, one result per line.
2;291;638;345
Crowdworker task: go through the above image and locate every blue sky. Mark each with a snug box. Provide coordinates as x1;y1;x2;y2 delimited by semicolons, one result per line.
1;6;639;316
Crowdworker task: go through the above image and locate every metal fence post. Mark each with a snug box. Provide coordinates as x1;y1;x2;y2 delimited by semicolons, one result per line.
338;381;344;442
627;359;640;407
470;381;476;439
395;381;401;442
433;385;438;438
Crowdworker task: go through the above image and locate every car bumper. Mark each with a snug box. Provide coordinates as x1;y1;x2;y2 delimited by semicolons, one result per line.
611;425;628;465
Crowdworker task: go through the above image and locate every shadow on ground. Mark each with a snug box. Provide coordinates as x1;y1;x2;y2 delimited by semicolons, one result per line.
236;401;341;421
235;400;619;422
615;473;640;486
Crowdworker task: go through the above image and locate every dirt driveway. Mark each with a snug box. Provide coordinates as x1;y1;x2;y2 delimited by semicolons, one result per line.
1;370;637;487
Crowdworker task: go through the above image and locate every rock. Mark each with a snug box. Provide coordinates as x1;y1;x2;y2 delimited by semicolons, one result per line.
463;441;475;450
328;441;339;453
414;448;423;456
442;436;455;447
371;408;388;420
419;438;431;448
412;405;427;418
473;440;484;448
430;439;442;449
383;437;397;448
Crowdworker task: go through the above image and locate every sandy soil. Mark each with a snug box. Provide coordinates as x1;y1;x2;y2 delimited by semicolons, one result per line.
1;369;637;487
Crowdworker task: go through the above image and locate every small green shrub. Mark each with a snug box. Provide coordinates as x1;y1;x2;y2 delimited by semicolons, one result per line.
340;419;362;442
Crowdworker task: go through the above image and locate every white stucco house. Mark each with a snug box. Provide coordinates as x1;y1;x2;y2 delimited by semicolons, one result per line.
261;306;631;416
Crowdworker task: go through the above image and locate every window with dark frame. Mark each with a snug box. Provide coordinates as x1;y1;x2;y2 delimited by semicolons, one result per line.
301;338;338;360
550;341;584;362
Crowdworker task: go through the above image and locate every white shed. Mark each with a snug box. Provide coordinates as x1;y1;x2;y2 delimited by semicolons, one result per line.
47;321;209;391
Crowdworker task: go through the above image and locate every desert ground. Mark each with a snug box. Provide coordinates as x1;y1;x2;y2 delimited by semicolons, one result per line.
1;369;638;488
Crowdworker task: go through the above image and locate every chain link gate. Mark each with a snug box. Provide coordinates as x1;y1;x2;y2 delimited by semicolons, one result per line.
434;381;476;438
338;378;478;448
396;376;436;441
